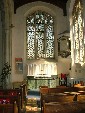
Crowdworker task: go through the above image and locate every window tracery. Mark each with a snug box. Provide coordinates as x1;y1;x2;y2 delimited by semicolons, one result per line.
26;11;54;60
72;0;84;65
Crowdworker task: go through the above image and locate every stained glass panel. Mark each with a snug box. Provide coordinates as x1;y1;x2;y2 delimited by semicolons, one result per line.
26;11;54;59
72;0;84;64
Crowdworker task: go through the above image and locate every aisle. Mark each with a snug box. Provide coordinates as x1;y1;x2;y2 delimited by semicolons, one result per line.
26;89;41;113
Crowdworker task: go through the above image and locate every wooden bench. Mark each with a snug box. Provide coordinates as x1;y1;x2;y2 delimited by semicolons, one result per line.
40;86;85;95
0;83;27;112
40;86;85;113
12;82;27;104
43;101;85;113
41;93;75;113
20;83;27;103
0;101;18;113
0;89;22;113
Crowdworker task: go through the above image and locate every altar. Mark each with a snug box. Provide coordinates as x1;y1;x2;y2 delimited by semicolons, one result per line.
27;76;58;89
27;62;58;89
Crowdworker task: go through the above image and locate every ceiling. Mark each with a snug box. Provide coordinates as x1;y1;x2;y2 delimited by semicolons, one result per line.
13;0;68;16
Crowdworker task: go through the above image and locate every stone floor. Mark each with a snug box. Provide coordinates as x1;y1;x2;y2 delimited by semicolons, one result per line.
26;92;41;113
26;107;41;113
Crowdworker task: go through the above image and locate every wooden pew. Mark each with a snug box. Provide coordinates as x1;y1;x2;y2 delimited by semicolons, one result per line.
40;87;49;112
48;87;80;93
12;82;27;111
43;101;85;113
20;83;27;110
0;89;22;113
77;95;85;101
40;86;85;113
42;93;74;103
0;101;18;113
0;81;27;113
12;82;22;89
40;86;85;95
11;82;27;111
40;86;75;112
41;93;75;113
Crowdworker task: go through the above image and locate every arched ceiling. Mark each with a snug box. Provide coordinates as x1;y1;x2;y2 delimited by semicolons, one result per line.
13;0;68;16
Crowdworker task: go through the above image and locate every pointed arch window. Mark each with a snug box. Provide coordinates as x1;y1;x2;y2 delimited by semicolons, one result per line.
72;0;84;65
26;11;54;60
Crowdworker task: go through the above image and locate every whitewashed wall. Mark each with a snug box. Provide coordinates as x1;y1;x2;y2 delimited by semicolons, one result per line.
57;0;72;77
12;1;69;82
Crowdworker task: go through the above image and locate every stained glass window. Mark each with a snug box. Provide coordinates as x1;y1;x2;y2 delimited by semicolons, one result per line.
72;0;84;65
26;11;54;59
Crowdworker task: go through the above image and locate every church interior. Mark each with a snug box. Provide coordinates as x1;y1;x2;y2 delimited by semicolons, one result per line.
0;0;85;113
